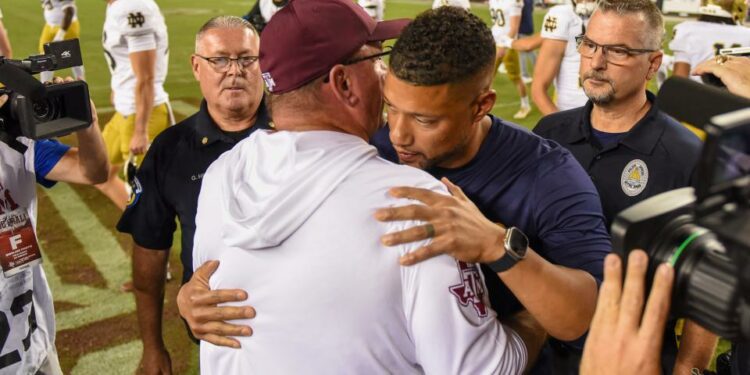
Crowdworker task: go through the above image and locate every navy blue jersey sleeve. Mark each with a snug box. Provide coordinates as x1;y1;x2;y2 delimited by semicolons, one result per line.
116;138;177;250
531;152;611;284
34;139;71;188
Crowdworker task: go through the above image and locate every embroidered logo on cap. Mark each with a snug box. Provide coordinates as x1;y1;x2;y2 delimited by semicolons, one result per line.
621;159;649;197
449;261;488;317
262;72;276;92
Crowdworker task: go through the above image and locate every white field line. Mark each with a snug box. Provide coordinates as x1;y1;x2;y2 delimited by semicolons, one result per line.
42;184;135;330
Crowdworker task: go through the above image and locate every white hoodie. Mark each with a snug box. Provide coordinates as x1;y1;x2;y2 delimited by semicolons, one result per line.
193;130;527;374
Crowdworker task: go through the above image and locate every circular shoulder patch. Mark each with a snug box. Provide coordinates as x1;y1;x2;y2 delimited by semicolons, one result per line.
621;159;649;197
126;177;143;207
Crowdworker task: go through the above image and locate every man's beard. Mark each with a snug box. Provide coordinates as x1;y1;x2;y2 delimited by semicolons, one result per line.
407;141;470;171
582;72;615;105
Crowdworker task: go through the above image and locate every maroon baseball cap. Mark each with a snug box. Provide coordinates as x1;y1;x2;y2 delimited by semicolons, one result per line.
259;0;410;94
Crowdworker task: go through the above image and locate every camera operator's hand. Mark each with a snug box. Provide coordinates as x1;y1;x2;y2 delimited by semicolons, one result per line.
693;55;750;99
43;76;109;185
580;250;674;375
129;131;149;156
0;94;8;108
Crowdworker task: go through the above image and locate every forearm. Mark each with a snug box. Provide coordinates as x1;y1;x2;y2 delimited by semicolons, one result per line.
502;309;547;371
673;320;718;374
134;79;154;135
61;7;74;32
511;35;541;52
508;17;520;39
0;23;11;58
672;62;690;78
494;48;506;74
499;249;597;340
531;81;558;115
133;245;170;350
75;117;109;184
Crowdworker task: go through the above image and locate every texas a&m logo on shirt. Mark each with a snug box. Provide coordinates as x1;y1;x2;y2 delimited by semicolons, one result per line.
449;261;488;317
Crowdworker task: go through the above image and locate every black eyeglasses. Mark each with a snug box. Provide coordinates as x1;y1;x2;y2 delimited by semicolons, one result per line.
322;47;391;83
343;48;392;66
194;55;259;72
575;35;657;64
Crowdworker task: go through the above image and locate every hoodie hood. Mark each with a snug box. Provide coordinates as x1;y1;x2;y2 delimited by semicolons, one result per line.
218;130;377;250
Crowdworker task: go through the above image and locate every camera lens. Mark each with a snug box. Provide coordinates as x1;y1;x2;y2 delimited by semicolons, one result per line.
31;97;62;122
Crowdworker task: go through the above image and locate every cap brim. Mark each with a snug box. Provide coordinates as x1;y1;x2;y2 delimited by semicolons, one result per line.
369;18;411;42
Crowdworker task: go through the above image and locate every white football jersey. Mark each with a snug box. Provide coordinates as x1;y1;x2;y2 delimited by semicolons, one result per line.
540;4;588;111
489;0;523;43
259;0;285;23
102;0;169;116
432;0;471;10
669;21;750;82
194;131;527;375
0;139;57;375
358;0;385;21
41;0;77;27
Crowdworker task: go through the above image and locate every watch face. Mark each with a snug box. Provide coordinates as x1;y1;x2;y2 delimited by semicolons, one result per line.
506;227;528;257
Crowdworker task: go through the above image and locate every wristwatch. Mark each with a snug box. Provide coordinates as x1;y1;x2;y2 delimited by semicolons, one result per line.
488;227;529;273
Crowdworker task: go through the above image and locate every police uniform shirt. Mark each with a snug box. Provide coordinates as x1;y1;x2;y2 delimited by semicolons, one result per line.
534;91;703;228
534;92;701;375
116;100;272;284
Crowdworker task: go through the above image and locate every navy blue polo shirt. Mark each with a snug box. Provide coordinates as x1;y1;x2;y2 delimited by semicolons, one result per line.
533;92;702;375
371;115;611;317
117;99;272;284
533;91;703;228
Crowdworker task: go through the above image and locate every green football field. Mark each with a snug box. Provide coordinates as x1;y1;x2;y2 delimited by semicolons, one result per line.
2;1;696;374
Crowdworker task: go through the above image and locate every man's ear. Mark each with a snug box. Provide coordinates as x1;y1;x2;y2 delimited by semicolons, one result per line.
191;54;201;81
472;89;497;124
646;51;663;81
329;65;358;106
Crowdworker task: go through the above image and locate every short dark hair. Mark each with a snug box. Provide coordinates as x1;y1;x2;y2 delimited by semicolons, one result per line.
389;7;495;86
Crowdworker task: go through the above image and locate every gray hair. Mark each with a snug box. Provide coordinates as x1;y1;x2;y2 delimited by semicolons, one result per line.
595;0;665;50
265;78;324;119
195;16;257;51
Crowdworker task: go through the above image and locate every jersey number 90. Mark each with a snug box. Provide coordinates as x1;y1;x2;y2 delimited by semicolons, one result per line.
491;9;506;27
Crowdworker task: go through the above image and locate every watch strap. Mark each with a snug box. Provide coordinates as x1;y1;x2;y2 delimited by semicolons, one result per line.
488;252;519;273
